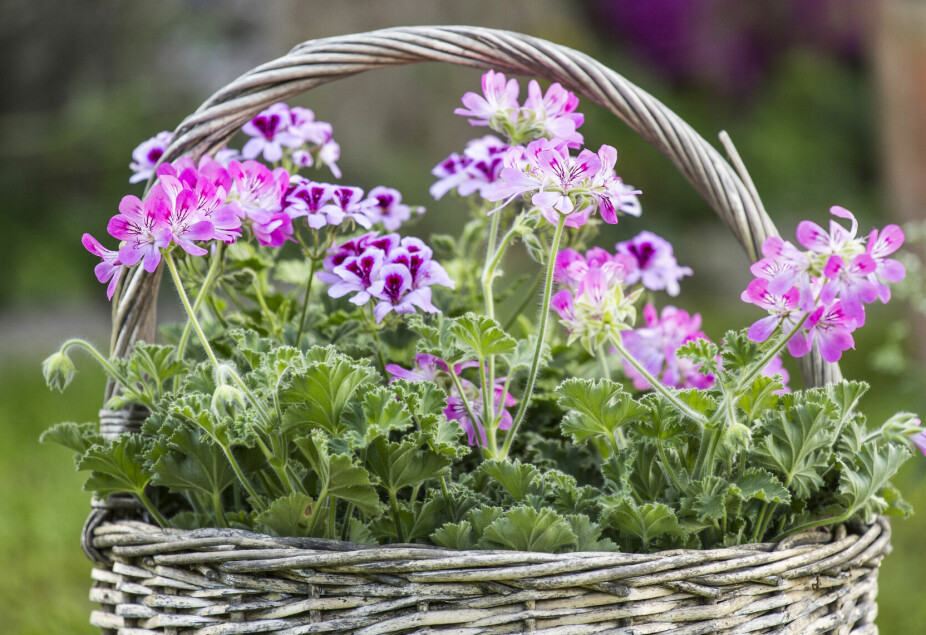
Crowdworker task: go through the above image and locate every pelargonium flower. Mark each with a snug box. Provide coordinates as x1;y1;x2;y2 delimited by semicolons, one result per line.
385;354;515;447
866;224;906;302
522;79;584;148
107;190;173;272
430;135;509;200
322;185;376;229
788;301;855;363
283;177;338;229
226;160;292;247
318;232;453;322
740;278;804;345
241;103;302;163
82;234;124;300
129;131;173;184
454;70;520;128
797;205;863;261
911;430;926;458
364;186;420;231
615;231;692;296
619;303;714;391
155;159;241;244
488;138;641;228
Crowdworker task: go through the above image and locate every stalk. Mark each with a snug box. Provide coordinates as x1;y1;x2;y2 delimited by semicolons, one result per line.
165;251;220;368
296;257;321;344
499;215;567;459
136;488;169;528
59;339;135;395
176;243;225;362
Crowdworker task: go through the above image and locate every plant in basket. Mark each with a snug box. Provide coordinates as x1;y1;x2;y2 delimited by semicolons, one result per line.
41;29;925;634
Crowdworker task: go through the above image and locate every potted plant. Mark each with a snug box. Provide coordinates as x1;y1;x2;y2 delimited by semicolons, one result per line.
42;27;923;633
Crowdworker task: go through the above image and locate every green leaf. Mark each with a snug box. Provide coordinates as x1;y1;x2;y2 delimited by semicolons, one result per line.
343;386;414;445
391;380;467;458
293;432;384;516
827;380;869;427
557;378;647;449
78;435;151;496
482;506;577;553
469;505;505;536
450;313;517;359
566;514;619;551
720;330;761;374
479;460;540;502
431;521;476;550
365;435;451;494
838;442;910;523
281;352;377;437
39;422;102;455
738;376;784;422
750;401;838;499
256;493;315;537
149;425;237;499
504;335;551;375
676;339;719;376
735;468;790;505
600;497;685;551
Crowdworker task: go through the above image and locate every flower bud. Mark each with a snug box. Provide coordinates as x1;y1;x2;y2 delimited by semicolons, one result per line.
211;383;247;418
42;350;76;392
881;413;922;445
725;422;753;452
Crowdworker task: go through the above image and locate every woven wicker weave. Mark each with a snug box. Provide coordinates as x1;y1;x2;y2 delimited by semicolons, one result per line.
85;26;886;634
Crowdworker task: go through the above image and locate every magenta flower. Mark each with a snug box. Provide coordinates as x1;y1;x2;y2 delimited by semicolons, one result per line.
789;301;855;363
796;205;860;257
740;278;803;344
616;231;692;296
866;225;906;302
322;186;376;229
430;136;509;200
129;131;172;184
327;248;386;306
454;70;520;127
820;253;879;327
284;177;337;230
82;234;124;300
227;160;291;247
108;191;172;273
365;186;418;231
241;103;301;163
620;303;714;391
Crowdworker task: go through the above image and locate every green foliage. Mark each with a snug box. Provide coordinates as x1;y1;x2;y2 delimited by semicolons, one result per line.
482;506;577;552
77;435;151;497
557;378;646;452
449;313;517;359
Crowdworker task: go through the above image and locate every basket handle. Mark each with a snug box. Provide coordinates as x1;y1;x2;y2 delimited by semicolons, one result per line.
113;24;841;395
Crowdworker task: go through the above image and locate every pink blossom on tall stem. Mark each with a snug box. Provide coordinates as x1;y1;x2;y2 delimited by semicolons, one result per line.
789;301;855;363
322;186;376;229
107;191;172;272
82;234;124;300
454;70;520;127
364;186;419;231
153;181;215;256
616;231;692;296
820;253;879;327
155;160;241;244
129;131;173;184
796;205;860;258
226;160;292;247
911;430;926;458
284;177;338;229
523;79;585;148
740;278;803;344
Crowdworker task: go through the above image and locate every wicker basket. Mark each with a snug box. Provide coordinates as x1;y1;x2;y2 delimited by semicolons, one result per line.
84;26;888;634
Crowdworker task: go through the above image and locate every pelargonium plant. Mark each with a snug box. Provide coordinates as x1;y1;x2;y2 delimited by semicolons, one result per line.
43;75;923;554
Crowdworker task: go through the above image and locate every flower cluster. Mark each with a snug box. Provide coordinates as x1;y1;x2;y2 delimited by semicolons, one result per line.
129;131;173;184
488;138;641;228
455;70;585;147
430;135;509;200
85;156;245;298
318;232;454;322
242;102;341;176
742;206;906;362
620;304;715;391
551;247;642;353
284;178;420;232
385;353;516;447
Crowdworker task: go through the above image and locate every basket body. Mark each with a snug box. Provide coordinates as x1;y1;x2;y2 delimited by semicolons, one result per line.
88;518;889;634
83;25;883;635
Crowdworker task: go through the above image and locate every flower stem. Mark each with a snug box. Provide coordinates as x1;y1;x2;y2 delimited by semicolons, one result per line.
165;251;220;369
61;339;134;392
176;244;225;362
364;305;388;373
499;215;567;460
296;257;320;344
446;363;484;451
612;337;708;426
136;488;168;528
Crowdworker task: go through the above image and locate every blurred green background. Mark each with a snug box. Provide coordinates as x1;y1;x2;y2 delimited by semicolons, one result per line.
3;1;925;632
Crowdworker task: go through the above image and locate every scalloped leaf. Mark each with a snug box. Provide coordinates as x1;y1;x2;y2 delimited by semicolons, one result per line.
482;506;577;553
556;378;647;449
479;459;540;503
431;521;476;550
450;313;517;359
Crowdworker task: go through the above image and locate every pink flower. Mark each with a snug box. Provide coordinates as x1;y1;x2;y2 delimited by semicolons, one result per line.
796;205;860;257
789;301;855;363
616;231;692;296
911;430;926;457
129;131;172;184
867;225;906;302
741;278;803;344
620;303;714;391
365;186;418;231
284;177;338;229
227;160;291;247
156;160;240;244
454;70;520;127
241;103;301;163
322;186;376;229
523;79;584;148
82;234;124;300
820;253;879;327
107;191;172;273
430;136;509;200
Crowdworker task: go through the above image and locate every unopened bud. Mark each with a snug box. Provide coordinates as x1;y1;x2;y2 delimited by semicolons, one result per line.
42;350;76;392
725;422;753;451
211;383;247;417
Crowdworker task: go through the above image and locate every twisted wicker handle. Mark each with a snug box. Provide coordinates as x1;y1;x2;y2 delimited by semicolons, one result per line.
113;25;840;394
